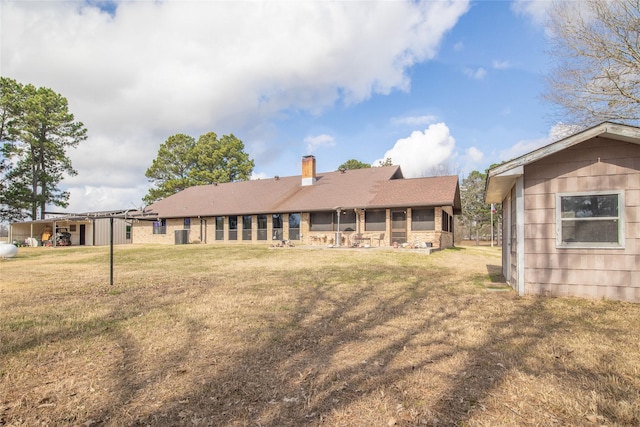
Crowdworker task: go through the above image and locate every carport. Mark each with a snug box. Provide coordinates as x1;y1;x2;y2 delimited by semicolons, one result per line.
9;210;140;247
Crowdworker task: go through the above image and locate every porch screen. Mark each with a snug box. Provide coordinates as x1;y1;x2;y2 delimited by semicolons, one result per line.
228;216;237;240
310;211;333;231
411;208;435;230
257;215;267;240
365;209;385;231
215;216;224;240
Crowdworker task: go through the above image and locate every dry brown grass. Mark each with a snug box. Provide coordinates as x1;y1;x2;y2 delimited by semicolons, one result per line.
0;244;639;426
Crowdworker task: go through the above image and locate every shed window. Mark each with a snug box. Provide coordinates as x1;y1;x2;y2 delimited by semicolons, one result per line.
556;191;624;248
411;208;435;230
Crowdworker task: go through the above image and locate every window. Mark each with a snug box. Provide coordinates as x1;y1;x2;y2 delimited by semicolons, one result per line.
242;215;252;241
442;210;451;232
70;224;77;232
557;191;624;248
215;216;224;240
153;219;167;234
272;214;283;240
228;216;238;240
288;213;301;240
183;218;191;229
411;208;435;230
126;225;131;240
257;215;267;240
365;209;386;231
310;211;333;231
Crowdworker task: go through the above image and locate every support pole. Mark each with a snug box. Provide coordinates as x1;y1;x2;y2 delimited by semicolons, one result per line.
110;217;114;286
491;207;494;247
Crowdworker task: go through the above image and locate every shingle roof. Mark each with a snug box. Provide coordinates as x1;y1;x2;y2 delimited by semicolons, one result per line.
147;165;461;218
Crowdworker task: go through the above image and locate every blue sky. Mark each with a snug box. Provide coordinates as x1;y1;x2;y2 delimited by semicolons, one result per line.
1;0;562;212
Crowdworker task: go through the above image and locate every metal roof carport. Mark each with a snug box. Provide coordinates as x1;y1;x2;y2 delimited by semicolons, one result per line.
8;210;142;247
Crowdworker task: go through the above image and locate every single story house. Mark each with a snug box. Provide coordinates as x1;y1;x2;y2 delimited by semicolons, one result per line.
135;155;461;248
486;122;640;303
9;210;136;246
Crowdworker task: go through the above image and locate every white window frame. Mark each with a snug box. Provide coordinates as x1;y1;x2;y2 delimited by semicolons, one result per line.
556;190;625;249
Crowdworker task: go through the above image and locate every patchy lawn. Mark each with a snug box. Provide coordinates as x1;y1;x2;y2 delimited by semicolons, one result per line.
1;244;638;426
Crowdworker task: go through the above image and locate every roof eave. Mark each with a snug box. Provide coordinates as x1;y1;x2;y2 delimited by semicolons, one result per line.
485;166;523;204
485;122;640;203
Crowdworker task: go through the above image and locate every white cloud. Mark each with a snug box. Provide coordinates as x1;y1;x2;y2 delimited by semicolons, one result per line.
466;146;484;163
464;67;487;80
492;59;511;69
453;41;464;51
304;134;336;154
499;123;581;161
390;115;437;126
511;0;551;26
456;146;484;176
374;122;456;178
1;0;470;212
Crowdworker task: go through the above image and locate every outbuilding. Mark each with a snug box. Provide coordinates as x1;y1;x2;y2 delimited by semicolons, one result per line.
486;122;640;303
9;210;135;247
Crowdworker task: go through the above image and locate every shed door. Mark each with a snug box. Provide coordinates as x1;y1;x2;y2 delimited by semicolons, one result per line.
391;210;406;244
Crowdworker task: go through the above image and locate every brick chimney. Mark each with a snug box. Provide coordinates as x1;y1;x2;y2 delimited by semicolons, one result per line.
301;155;316;186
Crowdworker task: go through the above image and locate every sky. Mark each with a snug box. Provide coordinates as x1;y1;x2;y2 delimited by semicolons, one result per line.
1;0;566;213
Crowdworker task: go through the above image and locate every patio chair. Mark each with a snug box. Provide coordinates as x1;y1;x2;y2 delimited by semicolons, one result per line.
377;233;385;246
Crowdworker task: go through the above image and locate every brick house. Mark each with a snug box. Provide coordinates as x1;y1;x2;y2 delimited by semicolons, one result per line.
135;156;461;248
485;122;640;303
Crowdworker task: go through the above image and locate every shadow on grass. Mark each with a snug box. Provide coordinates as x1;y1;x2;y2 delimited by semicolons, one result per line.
101;270;639;425
3;247;639;426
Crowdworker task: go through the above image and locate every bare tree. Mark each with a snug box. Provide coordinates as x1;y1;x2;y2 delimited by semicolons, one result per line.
545;0;640;126
424;162;460;177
